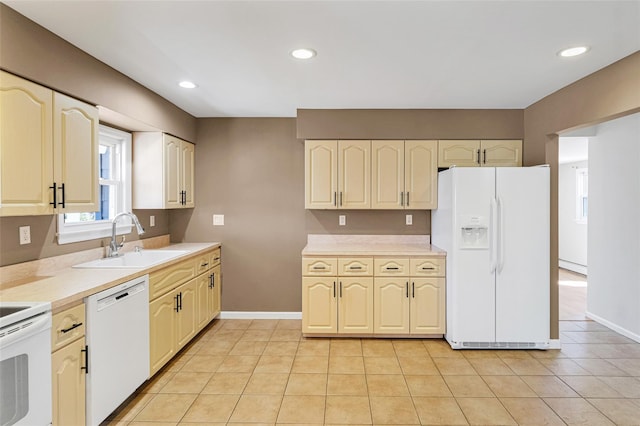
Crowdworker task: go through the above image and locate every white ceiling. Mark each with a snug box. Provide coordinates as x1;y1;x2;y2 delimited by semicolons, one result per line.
5;1;639;118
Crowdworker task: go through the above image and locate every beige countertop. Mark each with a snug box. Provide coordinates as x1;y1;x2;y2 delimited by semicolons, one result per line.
0;242;220;311
302;234;446;257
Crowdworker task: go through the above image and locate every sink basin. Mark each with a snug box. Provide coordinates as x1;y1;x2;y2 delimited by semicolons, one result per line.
73;249;189;269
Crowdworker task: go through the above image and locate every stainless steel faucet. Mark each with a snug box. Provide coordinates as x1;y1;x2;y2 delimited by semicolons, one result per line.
108;212;145;257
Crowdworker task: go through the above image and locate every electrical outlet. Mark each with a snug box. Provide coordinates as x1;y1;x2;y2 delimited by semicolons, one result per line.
406;214;413;225
213;214;225;226
19;226;31;245
339;215;346;226
149;215;155;227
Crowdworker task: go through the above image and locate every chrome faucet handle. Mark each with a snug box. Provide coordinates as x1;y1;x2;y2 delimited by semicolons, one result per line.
118;235;126;248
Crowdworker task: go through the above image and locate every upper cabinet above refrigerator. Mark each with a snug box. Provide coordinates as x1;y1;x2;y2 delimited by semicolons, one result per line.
438;140;522;168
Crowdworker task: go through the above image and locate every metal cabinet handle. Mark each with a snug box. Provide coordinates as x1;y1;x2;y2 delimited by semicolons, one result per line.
334;191;337;206
412;282;415;298
175;294;180;312
60;322;82;334
50;182;57;208
201;262;209;268
400;192;404;206
483;149;487;164
406;191;410;207
405;282;409;298
81;345;89;373
340;191;343;206
212;273;215;288
313;266;327;270
58;183;66;208
421;266;435;270
339;281;343;297
477;149;481;165
386;267;399;270
349;266;362;270
333;281;336;298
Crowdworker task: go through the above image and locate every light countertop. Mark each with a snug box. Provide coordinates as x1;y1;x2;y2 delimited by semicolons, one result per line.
302;234;446;257
0;242;220;311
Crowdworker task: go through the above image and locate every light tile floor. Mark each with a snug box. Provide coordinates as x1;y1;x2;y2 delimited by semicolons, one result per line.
104;318;640;425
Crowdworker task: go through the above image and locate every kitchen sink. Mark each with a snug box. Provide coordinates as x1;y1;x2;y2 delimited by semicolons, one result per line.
73;249;189;269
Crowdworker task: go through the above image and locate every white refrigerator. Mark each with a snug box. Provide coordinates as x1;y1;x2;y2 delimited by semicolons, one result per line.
432;166;550;349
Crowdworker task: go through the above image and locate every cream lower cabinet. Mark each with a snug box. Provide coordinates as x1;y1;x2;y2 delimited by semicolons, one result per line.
302;257;374;334
302;255;445;337
0;71;99;216
149;247;221;375
51;303;86;426
438;140;522;168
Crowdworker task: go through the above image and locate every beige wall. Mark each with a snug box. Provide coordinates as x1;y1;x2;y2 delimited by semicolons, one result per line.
524;51;640;339
0;210;169;267
0;4;196;141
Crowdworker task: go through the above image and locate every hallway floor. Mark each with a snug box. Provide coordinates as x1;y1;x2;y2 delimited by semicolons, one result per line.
105;318;640;425
559;268;588;321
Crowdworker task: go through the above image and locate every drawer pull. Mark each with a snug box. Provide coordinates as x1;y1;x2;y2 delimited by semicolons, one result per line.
201;262;209;267
349;266;362;270
60;322;83;334
421;267;436;270
213;257;220;261
312;266;327;270
385;267;399;270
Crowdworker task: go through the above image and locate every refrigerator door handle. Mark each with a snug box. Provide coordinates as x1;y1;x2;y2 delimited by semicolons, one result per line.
497;196;506;272
490;197;498;273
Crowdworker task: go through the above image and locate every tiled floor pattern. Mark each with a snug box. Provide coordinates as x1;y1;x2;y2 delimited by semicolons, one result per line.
105;319;640;425
559;268;588;321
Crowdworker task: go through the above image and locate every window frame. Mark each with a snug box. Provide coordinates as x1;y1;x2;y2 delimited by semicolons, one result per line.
57;125;133;244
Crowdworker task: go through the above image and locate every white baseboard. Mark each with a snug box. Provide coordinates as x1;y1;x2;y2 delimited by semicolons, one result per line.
548;339;562;349
586;311;640;343
219;311;302;320
559;260;588;276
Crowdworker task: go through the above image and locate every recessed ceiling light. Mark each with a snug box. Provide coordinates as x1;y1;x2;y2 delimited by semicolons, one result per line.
558;46;590;57
291;48;317;60
179;81;197;89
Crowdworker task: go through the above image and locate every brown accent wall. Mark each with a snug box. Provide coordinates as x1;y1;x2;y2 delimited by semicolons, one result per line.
524;51;640;339
297;109;524;140
0;210;169;267
0;4;196;141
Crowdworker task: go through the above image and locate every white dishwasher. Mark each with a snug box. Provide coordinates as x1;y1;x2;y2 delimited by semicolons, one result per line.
85;275;150;426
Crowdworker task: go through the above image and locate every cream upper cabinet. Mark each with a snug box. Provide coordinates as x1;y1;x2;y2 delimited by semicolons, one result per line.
0;71;98;216
305;140;338;209
339;140;371;209
133;132;195;209
481;140;522;167
438;140;481;168
372;140;438;209
53;93;99;213
438;139;522;168
405;140;438;209
304;140;370;209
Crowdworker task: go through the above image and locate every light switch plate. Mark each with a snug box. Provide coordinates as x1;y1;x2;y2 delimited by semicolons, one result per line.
149;215;155;227
406;214;413;225
339;215;346;226
19;226;31;245
213;214;225;226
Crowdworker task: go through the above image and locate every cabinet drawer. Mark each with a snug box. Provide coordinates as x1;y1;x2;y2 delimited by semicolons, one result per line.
150;258;196;300
210;248;221;267
338;257;373;276
410;258;446;277
194;252;213;275
302;257;337;276
374;258;410;276
51;303;85;352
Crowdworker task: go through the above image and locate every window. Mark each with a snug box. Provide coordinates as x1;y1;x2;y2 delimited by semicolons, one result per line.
57;125;133;244
576;167;588;223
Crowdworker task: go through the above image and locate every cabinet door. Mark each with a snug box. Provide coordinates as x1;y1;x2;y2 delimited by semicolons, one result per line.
149;291;177;375
195;273;211;332
410;278;445;334
438;140;480;168
176;279;197;350
163;134;182;208
481;140;522;167
53;93;99;213
371;140;404;209
210;264;222;318
302;277;337;334
374;278;410;334
181;141;195;207
305;140;338;209
405;140;438;209
338;278;374;334
338;140;370;209
52;337;85;426
0;71;54;216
